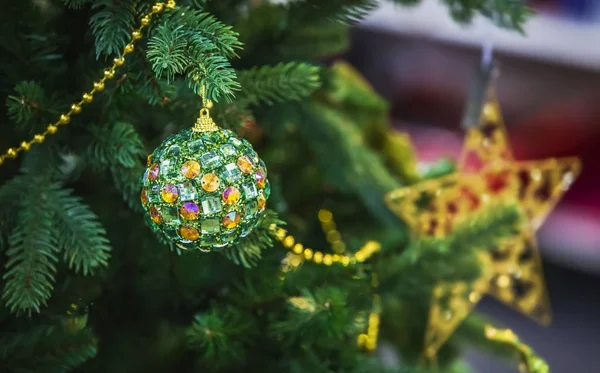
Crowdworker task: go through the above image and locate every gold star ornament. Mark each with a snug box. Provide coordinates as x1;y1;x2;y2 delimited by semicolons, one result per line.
385;87;581;357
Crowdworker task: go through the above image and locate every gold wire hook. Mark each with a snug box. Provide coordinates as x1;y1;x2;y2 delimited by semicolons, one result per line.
200;84;212;109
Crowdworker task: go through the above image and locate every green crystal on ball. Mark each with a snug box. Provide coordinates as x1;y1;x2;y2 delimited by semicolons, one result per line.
221;230;238;244
219;144;236;157
148;185;161;203
199;150;222;170
245;200;258;218
159;205;180;225
160;159;179;178
200;234;219;246
229;137;242;147
140;128;269;252
201;196;222;214
164;228;180;240
143;169;150;186
200;131;226;146
166;144;181;158
263;180;271;198
188;139;204;152
201;218;220;234
178;182;198;201
239;220;254;238
222;163;242;183
242;182;257;199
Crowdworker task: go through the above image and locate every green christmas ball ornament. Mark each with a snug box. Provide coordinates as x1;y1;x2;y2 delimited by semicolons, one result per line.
140;121;270;252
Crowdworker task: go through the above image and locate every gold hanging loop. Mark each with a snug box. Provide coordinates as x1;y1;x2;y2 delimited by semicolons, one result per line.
193;84;217;132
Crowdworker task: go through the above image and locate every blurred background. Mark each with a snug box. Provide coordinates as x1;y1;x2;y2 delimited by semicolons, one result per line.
347;1;600;371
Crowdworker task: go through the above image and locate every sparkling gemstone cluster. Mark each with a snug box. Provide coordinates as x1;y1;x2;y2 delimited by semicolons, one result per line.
140;128;270;251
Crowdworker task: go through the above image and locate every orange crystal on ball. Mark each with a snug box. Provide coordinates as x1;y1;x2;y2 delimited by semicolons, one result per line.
181;160;201;179
257;194;266;211
222;186;241;205
140;188;148;206
161;184;179;203
149;206;162;224
201;173;220;192
180;225;200;241
237;156;253;174
223;211;241;229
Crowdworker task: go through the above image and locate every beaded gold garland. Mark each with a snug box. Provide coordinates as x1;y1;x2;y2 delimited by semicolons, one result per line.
273;209;382;352
0;1;177;166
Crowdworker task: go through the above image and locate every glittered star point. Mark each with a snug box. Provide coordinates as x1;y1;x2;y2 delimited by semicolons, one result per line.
385;87;581;357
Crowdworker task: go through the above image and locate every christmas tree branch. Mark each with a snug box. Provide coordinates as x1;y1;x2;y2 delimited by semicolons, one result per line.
287;0;378;26
52;188;112;276
0;324;97;373
1;175;111;313
236;62;321;105
222;210;284;268
147;8;243;102
86;121;146;170
389;0;532;33
271;287;357;347
84;121;146;211
2;180;60;314
90;0;138;58
266;101;401;225
186;306;254;365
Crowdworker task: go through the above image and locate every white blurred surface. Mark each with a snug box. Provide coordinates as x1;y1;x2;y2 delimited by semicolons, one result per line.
361;1;600;71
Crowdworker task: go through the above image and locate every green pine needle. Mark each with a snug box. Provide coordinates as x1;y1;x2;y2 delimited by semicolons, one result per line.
386;204;523;299
288;0;379;25
237;62;321;105
110;164;146;212
146;25;189;82
222;209;283;268
0;324;97;373
5;81;46;124
147;8;242;102
52;188;112;275
61;0;93;9
392;0;533;33
0;175;31;253
90;0;138;58
85;122;146;211
271;288;356;346
1;176;111;314
2;181;61;314
87;121;146;169
186;306;253;363
268;102;400;224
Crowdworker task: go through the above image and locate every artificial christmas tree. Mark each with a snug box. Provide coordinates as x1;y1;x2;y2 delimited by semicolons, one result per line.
0;1;562;373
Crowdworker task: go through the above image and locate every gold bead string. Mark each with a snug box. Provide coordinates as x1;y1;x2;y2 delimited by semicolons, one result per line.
0;0;177;166
357;262;381;352
271;223;381;268
318;208;347;253
357;293;381;352
273;209;382;352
